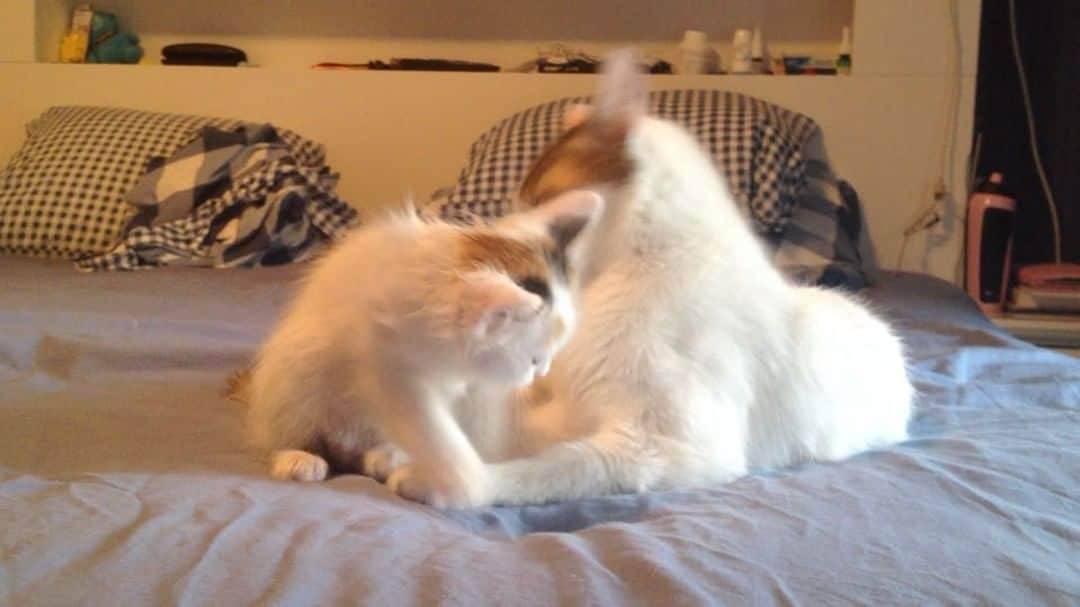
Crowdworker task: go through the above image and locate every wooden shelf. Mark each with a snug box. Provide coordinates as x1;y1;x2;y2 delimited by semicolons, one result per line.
22;61;848;78
10;0;855;69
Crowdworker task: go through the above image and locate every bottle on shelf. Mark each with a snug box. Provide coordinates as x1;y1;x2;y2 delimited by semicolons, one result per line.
731;29;753;74
836;26;853;75
750;27;768;74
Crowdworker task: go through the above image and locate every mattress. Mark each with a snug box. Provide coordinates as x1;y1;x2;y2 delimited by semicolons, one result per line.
2;257;1078;605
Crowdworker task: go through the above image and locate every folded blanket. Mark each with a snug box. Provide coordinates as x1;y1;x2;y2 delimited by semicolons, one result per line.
76;124;358;271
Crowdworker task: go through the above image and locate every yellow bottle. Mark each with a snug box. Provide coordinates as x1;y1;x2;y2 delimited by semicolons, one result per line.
59;4;94;63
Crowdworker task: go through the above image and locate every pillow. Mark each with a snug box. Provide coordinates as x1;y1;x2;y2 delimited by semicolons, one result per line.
75;123;357;271
773;131;874;289
0;106;324;260
438;90;818;235
432;90;871;288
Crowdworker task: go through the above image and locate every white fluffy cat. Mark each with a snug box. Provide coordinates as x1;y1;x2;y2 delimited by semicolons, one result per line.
414;50;914;507
246;190;602;508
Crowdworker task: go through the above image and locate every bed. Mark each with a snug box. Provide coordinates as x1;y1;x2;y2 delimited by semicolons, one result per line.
2;92;1079;605
2;254;1078;605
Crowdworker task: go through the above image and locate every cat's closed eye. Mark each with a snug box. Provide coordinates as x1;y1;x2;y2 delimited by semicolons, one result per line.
516;276;551;301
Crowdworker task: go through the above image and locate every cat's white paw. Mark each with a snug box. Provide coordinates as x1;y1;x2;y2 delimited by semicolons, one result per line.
386;464;491;509
270;449;329;482
362;443;410;481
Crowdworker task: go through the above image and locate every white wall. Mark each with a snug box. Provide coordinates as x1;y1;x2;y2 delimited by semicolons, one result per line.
0;0;71;62
855;0;979;76
34;0;72;63
0;1;37;62
852;0;980;279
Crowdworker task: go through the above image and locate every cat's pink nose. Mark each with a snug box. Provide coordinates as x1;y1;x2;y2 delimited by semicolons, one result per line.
532;354;552;377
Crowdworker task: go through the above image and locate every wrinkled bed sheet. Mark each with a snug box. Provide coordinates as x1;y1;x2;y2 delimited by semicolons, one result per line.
1;257;1078;606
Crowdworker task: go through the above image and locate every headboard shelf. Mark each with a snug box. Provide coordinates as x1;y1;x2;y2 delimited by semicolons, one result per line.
11;0;856;70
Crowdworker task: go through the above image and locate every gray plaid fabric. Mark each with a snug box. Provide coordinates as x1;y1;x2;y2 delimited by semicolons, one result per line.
774;131;871;289
431;90;869;288
75;124;357;271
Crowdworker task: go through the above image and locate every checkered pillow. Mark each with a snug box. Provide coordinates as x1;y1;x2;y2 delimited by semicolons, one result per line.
0;106;248;259
438;90;818;235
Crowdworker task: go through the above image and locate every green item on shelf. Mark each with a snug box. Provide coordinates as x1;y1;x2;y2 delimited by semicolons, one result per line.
85;11;143;64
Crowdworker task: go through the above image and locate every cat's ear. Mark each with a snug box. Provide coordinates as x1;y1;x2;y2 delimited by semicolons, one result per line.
591;49;647;142
520;189;604;250
460;270;542;337
563;104;593;130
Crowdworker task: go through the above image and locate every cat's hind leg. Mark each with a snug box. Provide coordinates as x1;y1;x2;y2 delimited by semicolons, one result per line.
270;449;329;482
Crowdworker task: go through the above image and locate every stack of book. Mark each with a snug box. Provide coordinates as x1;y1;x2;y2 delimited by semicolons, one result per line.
1011;285;1080;313
1008;264;1080;314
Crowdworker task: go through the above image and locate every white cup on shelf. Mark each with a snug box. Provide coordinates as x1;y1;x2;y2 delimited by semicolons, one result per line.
679;30;708;75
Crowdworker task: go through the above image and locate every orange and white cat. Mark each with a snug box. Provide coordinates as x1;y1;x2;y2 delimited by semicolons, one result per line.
246;190;602;508
404;50;914;506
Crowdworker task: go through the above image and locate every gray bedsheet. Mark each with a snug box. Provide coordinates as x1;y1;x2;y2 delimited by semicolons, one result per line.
1;257;1078;606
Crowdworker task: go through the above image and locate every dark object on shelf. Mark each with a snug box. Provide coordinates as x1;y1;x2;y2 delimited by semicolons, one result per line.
647;60;674;74
162;43;247;66
781;56;837;75
367;58;499;72
537;56;673;74
538;57;598;73
311;62;368;70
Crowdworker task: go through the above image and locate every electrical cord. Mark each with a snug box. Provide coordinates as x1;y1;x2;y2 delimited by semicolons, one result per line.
1008;0;1063;263
896;0;961;271
942;0;963;202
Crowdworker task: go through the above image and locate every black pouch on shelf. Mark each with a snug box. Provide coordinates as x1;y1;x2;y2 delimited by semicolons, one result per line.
162;43;247;66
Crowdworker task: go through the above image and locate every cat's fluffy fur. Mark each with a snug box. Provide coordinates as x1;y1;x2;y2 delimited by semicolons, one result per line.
439;50;914;506
249;51;913;510
247;190;602;508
